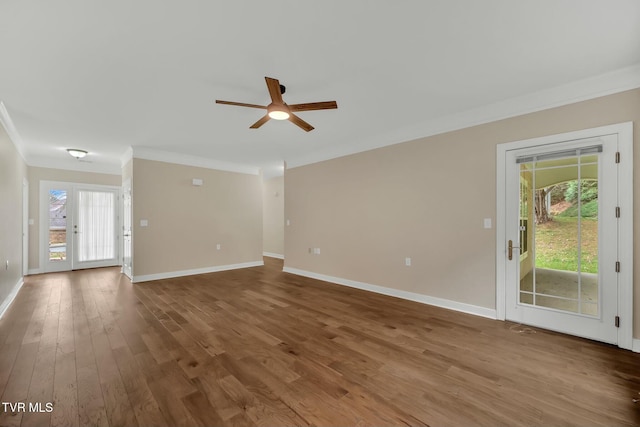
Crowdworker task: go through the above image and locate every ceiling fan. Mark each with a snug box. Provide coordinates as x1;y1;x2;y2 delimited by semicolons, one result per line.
216;77;337;132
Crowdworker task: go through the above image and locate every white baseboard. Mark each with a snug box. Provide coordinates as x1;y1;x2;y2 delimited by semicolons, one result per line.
263;252;284;260
132;260;264;283
27;268;42;275
632;339;640;353
282;266;497;320
0;277;25;319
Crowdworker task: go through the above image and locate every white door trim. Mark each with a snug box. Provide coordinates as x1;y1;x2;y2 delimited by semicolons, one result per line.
122;178;132;279
496;122;633;350
23;178;29;276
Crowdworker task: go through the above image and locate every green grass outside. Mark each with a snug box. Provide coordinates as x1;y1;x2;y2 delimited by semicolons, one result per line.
534;216;598;273
557;199;598;218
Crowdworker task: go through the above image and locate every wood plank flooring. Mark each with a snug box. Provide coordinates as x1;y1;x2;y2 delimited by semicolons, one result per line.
1;257;639;426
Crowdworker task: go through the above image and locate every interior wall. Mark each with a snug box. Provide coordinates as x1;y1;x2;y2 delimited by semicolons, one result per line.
27;167;121;272
132;158;262;278
262;176;284;257
0;122;27;312
284;88;640;336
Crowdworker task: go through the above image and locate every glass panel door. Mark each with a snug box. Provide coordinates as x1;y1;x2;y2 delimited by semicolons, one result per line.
48;189;68;262
504;135;618;345
518;153;599;316
44;184;73;273
42;182;120;272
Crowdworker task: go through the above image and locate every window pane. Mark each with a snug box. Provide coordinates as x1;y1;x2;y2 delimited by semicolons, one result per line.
49;189;67;261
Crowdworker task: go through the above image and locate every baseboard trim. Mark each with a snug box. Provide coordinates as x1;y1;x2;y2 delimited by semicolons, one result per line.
632;339;640;353
282;267;497;320
132;261;264;283
0;277;25;319
263;252;284;260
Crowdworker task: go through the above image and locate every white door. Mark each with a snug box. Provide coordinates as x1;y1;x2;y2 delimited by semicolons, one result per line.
504;135;619;344
122;179;132;279
41;181;120;272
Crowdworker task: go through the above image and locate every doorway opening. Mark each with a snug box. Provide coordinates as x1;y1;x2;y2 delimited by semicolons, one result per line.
40;181;121;272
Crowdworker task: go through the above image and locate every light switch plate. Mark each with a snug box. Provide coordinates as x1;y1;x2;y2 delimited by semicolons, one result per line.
483;218;492;229
140;219;149;227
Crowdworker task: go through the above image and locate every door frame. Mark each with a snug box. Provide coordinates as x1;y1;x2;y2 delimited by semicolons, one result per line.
496;122;633;350
121;178;132;279
23;178;29;276
40;180;121;272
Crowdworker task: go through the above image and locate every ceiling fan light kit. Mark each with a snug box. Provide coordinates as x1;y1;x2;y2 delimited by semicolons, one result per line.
267;105;290;120
216;77;337;132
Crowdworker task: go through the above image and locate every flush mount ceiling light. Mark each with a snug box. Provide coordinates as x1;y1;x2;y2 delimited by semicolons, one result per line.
67;148;88;159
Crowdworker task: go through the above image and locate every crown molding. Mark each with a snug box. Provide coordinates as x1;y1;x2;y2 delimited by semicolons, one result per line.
27;156;122;175
131;146;260;175
286;63;640;169
0;101;28;163
120;146;133;168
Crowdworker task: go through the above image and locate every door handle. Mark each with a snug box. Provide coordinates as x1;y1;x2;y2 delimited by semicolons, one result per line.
508;240;520;260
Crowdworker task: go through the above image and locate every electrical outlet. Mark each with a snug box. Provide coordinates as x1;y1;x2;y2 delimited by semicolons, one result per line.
405;257;411;266
216;243;221;250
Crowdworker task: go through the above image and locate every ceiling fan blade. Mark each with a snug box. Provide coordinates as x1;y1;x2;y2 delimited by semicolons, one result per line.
288;113;314;132
289;101;338;112
250;114;271;129
265;77;284;104
216;100;267;109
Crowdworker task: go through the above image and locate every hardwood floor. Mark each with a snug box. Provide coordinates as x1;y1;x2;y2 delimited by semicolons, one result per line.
1;257;639;426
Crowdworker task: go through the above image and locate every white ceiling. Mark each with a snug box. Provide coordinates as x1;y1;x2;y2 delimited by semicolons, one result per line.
1;1;639;177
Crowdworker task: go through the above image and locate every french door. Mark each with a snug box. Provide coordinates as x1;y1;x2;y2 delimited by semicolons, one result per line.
504;135;619;344
496;120;640;350
41;181;120;272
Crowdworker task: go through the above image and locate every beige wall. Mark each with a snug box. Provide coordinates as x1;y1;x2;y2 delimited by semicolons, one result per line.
27;167;121;271
0;123;27;310
284;88;640;336
132;158;262;278
262;176;284;256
